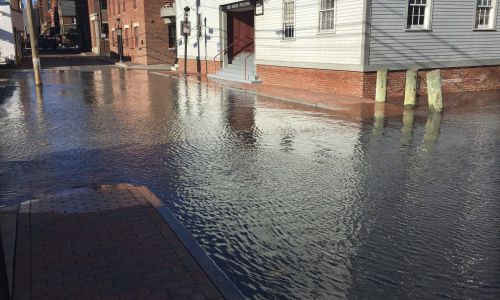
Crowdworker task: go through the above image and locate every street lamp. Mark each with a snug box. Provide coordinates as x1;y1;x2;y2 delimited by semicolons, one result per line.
115;17;123;64
183;6;190;76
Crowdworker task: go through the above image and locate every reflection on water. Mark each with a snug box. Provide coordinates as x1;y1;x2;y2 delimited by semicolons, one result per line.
1;69;499;299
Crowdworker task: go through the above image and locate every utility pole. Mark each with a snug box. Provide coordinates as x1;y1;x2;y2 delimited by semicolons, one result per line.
195;0;201;77
25;0;42;85
183;6;190;76
96;0;103;55
204;17;208;75
116;18;123;63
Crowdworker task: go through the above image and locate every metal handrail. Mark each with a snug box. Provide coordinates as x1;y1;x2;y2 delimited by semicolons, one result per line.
213;36;251;74
243;42;255;80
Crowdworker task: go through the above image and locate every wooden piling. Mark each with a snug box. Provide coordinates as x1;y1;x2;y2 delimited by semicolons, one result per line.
404;69;418;107
373;102;385;135
401;108;415;146
426;70;443;113
375;69;388;102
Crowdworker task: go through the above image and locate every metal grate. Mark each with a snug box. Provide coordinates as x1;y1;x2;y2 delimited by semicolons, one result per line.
283;0;295;39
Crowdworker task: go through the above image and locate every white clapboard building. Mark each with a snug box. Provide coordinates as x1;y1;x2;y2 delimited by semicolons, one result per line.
0;0;24;65
176;0;500;99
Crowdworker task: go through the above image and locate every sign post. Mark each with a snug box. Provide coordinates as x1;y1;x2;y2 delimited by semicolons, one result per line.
183;7;191;76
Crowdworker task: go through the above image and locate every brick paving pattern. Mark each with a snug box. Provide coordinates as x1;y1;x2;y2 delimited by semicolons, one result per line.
13;184;224;300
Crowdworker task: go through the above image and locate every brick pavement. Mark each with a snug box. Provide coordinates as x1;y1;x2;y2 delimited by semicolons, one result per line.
12;184;225;300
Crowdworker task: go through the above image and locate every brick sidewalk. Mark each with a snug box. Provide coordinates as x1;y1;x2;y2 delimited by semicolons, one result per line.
13;184;225;300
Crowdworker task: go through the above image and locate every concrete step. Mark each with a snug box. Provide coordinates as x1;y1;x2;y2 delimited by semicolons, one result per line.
225;63;255;71
218;68;256;77
208;73;261;84
230;57;254;65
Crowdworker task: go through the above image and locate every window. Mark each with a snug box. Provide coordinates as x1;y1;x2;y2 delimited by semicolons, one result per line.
168;22;176;49
406;0;432;30
133;26;139;48
99;0;107;10
117;0;120;14
102;23;109;37
319;0;335;32
475;0;497;29
133;0;137;9
283;0;295;39
122;0;126;12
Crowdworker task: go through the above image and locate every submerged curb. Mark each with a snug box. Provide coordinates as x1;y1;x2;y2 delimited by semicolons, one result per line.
135;186;246;300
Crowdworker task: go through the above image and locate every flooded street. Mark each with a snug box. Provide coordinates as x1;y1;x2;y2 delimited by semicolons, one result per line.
1;68;499;299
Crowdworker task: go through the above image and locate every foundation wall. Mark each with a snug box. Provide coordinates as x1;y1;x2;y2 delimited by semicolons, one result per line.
256;65;366;97
362;65;500;102
178;58;223;76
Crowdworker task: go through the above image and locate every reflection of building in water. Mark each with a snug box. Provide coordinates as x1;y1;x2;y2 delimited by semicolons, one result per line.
223;89;257;145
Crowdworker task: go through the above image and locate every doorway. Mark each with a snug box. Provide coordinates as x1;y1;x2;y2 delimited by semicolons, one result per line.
227;10;254;63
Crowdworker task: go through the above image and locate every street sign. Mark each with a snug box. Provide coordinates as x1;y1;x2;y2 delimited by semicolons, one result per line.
181;21;191;36
222;0;252;12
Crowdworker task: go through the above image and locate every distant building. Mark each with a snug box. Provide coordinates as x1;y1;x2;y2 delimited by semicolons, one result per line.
33;0;50;36
178;0;500;100
87;0;109;54
108;0;176;65
0;0;24;65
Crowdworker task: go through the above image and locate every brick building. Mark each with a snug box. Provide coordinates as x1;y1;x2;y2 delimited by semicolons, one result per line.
87;0;110;54
108;0;176;65
33;0;51;35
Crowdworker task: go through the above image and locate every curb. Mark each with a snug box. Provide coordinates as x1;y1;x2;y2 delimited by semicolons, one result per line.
135;186;246;300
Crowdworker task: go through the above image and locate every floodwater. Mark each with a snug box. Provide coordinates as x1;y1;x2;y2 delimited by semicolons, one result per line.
1;68;499;299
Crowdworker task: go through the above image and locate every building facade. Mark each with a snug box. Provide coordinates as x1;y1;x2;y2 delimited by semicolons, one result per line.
33;0;50;35
177;0;500;100
88;0;109;54
107;0;176;65
0;0;24;65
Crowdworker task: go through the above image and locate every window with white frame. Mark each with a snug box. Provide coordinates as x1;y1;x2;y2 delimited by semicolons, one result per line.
406;0;432;29
475;0;497;29
319;0;335;32
283;0;295;39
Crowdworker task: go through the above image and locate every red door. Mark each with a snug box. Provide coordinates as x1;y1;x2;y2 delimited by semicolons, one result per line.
227;10;254;62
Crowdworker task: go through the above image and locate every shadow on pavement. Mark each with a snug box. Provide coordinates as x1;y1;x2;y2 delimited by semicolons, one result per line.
19;49;117;70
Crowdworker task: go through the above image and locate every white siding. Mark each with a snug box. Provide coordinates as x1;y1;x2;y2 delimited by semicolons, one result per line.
369;0;500;70
0;5;16;64
177;0;364;70
255;0;364;68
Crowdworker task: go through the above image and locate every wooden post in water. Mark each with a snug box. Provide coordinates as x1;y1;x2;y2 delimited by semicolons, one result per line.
25;0;42;85
426;70;443;113
373;102;385;136
401;108;415;146
375;69;388;102
404;69;418;107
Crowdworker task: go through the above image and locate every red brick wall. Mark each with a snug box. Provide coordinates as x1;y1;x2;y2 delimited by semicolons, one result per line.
362;66;500;102
108;0;175;65
256;65;366;97
178;58;222;75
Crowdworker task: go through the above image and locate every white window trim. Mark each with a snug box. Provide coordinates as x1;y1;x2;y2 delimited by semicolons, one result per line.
318;0;336;33
282;0;296;40
404;0;433;31
473;0;498;31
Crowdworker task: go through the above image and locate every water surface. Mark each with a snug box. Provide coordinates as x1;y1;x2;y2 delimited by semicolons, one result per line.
1;69;499;299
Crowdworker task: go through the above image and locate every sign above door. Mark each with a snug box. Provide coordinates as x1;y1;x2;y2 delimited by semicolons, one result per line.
221;0;255;12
